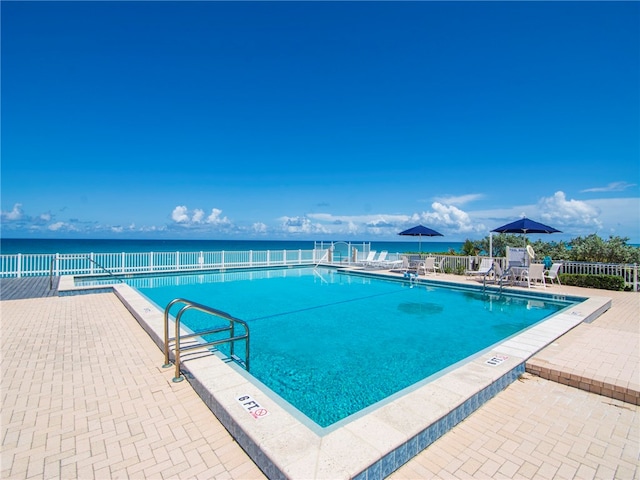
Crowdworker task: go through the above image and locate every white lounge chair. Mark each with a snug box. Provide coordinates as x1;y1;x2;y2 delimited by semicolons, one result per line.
466;258;493;279
372;251;403;269
358;250;377;266
544;263;563;285
370;251;388;266
375;254;403;270
524;264;546;288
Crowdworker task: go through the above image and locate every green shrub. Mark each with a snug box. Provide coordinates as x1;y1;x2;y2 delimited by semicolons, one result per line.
558;274;625;291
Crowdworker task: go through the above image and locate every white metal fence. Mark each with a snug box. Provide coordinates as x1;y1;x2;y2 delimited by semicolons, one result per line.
479;257;638;291
1;250;637;291
559;260;639;291
0;250;327;278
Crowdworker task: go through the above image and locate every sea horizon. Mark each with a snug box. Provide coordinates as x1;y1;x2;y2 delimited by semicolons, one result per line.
0;238;466;256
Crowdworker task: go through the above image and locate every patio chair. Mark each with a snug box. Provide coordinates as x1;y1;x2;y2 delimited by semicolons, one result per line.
408;255;422;270
492;262;514;286
465;258;493;280
418;257;437;275
524;264;546;288
544;263;563;285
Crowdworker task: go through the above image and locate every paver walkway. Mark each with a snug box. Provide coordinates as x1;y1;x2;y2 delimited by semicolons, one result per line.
1;293;265;480
1;280;638;479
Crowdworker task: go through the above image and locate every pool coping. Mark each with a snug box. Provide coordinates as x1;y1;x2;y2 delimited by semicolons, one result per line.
58;273;612;479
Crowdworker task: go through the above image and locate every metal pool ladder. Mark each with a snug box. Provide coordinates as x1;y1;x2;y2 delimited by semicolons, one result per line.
163;298;250;383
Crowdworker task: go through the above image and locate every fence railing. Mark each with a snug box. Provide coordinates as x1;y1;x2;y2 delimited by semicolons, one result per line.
0;249;328;278
478;257;638;291
559;260;638;291
1;250;637;291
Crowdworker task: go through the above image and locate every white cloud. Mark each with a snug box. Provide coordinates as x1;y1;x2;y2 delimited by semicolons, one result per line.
206;208;230;226
170;205;232;229
2;203;23;221
433;194;484;206
307;212;411;225
279;216;329;234
581;197;640;238
48;222;66;231
192;209;205;223
537;191;602;229
39;213;51;222
252;222;268;233
581;181;637;193
421;202;484;233
171;206;190;223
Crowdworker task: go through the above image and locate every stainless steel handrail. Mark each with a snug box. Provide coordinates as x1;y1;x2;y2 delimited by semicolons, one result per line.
82;255;125;283
163;298;250;382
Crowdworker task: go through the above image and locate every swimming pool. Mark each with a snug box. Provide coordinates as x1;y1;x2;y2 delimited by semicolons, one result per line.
82;267;578;428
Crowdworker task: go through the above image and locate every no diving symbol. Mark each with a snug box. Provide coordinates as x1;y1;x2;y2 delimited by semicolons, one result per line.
237;394;270;420
252;408;268;419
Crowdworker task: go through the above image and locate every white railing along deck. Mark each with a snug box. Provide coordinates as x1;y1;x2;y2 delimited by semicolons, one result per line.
1;251;637;291
0;249;328;278
481;258;638;291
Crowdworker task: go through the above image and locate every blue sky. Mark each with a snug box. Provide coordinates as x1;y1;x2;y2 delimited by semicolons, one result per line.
2;1;639;243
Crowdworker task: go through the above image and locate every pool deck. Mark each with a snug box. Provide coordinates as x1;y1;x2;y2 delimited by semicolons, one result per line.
1;272;638;479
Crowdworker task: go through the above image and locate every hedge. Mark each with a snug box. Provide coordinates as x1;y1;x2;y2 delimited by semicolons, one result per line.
558;274;625;291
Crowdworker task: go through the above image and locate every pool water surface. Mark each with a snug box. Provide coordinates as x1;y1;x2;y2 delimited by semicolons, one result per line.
114;267;577;427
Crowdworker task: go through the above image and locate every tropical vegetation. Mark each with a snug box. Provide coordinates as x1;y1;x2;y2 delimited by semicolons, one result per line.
461;233;640;265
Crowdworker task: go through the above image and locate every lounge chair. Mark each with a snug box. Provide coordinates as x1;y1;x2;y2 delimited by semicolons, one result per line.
372;251;403;269
358;250;377;266
370;251;388;266
524;263;546;288
465;258;493;280
544;263;563;285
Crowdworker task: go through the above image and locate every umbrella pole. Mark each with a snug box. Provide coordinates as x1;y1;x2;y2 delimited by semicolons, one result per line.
489;232;492;260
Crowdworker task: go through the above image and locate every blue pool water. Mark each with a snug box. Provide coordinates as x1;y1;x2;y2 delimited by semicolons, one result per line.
85;267;577;427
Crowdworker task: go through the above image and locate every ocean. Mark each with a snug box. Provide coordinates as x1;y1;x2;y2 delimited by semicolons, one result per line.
0;238;465;255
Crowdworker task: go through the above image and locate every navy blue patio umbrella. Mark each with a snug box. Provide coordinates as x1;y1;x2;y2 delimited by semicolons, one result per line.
491;217;561;250
398;225;443;252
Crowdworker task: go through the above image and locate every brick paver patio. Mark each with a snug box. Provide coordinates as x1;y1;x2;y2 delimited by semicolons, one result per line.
1;279;638;479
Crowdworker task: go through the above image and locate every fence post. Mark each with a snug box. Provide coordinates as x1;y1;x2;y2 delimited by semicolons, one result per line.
17;253;22;278
635;263;638;292
267;250;271;266
298;249;302;264
249;250;253;267
150;252;154;272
